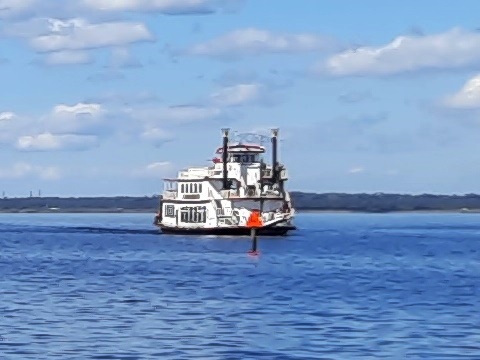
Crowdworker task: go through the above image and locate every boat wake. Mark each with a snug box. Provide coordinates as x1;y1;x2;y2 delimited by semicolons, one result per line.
0;224;161;235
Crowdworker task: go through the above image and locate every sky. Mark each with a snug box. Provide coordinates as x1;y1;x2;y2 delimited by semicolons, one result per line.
2;0;480;196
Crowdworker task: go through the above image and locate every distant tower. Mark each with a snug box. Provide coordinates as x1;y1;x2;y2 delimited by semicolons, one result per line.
29;191;33;198
38;189;41;197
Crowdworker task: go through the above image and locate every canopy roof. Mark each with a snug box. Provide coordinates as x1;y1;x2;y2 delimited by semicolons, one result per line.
215;143;266;154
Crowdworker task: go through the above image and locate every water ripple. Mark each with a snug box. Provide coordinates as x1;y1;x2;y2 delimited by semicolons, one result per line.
0;213;479;359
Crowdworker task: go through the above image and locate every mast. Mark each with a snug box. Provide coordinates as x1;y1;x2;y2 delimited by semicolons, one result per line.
222;128;229;190
271;128;279;183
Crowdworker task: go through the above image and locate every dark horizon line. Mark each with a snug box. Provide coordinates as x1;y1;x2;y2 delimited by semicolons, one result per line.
2;191;480;199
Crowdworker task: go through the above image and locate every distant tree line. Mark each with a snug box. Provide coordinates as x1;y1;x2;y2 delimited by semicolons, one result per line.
1;192;480;212
290;192;480;212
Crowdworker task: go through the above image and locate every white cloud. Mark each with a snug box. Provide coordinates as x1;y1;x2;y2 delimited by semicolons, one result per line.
442;74;480;109
186;27;333;58
349;167;365;174
0;0;36;18
317;28;480;76
82;0;230;14
0;162;61;180
210;83;264;106
16;132;98;151
53;102;102;116
43;50;92;65
132;161;172;178
45;102;105;134
0;111;15;121
30;18;154;52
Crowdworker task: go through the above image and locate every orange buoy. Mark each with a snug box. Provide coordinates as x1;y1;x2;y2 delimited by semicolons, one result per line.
247;210;262;255
246;210;263;228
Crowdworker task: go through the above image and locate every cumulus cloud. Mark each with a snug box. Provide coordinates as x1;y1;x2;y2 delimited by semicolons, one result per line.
30;18;154;52
349;167;365;174
0;111;15;121
316;28;480;76
81;0;239;14
44;102;106;134
16;132;98;151
185;27;334;58
0;0;36;18
53;102;102;116
2;17;153;65
0;102;108;151
442;74;480;109
0;162;60;180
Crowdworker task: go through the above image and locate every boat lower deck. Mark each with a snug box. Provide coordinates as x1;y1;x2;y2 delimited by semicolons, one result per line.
157;224;296;236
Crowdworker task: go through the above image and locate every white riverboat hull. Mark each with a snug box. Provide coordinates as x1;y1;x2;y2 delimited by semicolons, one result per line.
154;128;297;236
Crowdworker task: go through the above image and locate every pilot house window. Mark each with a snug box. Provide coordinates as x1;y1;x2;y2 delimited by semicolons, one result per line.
231;154;255;163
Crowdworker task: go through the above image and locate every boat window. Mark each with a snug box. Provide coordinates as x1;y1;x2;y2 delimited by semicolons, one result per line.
164;205;175;217
180;206;207;223
199;183;203;193
194;183;197;193
180;207;189;222
181;184;185;193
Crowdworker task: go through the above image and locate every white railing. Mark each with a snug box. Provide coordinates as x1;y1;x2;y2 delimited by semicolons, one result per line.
220;189;240;198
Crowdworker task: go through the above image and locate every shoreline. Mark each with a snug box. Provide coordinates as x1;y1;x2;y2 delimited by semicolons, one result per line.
1;209;480;214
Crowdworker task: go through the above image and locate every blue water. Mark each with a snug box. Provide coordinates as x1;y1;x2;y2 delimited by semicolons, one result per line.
0;213;479;359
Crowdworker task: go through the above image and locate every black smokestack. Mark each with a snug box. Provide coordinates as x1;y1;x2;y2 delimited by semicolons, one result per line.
271;128;278;182
222;128;229;189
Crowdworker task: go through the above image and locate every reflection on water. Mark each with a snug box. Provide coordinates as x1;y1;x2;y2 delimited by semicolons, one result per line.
0;213;479;359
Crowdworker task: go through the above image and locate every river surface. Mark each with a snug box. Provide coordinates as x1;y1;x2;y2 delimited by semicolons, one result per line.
0;213;479;359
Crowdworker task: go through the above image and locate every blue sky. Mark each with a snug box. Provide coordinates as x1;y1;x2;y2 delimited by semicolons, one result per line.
2;0;480;196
